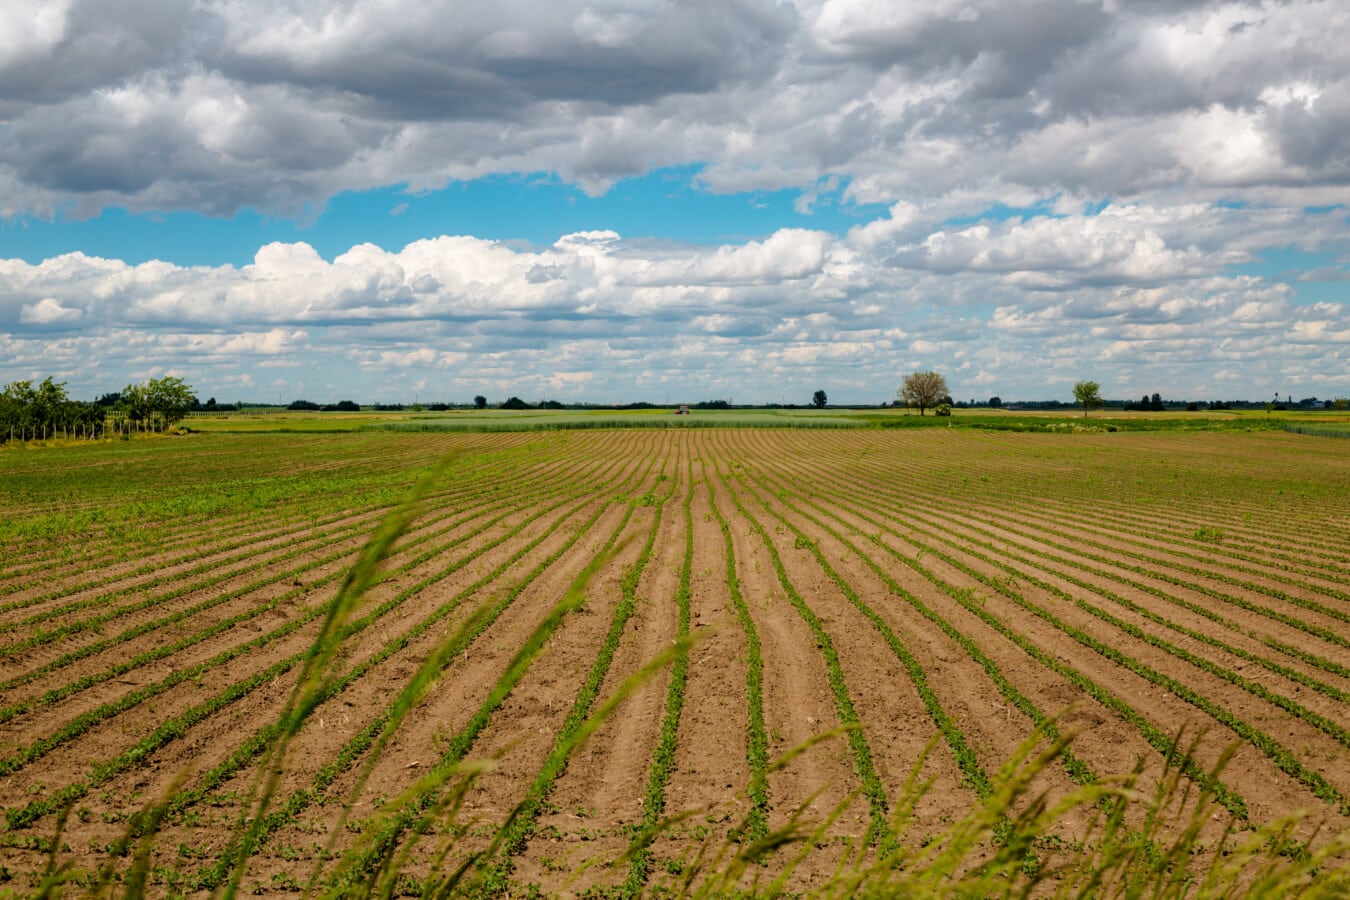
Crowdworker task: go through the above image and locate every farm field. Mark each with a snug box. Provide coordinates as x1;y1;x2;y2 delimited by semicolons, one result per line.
1;427;1349;896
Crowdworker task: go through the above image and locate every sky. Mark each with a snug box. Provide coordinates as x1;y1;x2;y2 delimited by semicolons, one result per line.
2;0;1349;405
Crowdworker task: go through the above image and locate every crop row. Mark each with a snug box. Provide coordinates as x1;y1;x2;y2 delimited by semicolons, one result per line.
1;432;650;833
729;429;1348;817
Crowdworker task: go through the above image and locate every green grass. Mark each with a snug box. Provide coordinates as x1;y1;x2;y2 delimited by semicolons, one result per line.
164;405;1350;436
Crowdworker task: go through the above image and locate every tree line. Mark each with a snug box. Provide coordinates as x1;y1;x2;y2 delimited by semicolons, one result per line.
0;376;196;444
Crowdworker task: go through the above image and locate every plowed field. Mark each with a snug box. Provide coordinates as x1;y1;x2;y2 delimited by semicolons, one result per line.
1;427;1348;895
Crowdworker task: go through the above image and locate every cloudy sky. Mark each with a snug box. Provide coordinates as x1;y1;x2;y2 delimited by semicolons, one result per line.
2;0;1348;405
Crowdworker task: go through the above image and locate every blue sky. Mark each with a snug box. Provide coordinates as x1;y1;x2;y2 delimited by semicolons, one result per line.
2;167;889;266
2;0;1348;405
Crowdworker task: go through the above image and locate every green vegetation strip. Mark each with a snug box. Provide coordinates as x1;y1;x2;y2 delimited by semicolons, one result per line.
478;450;677;890
720;463;892;842
769;445;1247;818
183;441;649;890
732;432;1093;787
877;509;1350;813
1;456;616;828
625;448;696;894
912;504;1350;712
705;457;770;843
0;468;563;723
323;497;638;892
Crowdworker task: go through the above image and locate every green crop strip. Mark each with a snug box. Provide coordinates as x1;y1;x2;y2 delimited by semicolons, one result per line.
906;505;1350;712
0;451;557;645
873;515;1350;815
322;496;639;893
164;471;645;891
717;457;892;844
729;430;1094;788
798;433;1350;679
994;493;1350;605
704;455;770;844
0;459;568;731
0;467;566;724
760;443;1247;819
1;452;623;830
475;443;678;891
625;442;695;895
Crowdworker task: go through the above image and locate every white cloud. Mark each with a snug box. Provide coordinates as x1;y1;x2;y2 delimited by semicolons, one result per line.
2;1;1349;402
1;217;1346;402
19;297;83;325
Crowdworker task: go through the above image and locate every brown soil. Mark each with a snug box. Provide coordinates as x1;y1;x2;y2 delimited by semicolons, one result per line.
2;428;1348;896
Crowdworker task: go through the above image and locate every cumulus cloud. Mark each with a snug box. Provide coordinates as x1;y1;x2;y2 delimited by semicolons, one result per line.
2;214;1347;402
2;0;1350;215
2;1;1349;402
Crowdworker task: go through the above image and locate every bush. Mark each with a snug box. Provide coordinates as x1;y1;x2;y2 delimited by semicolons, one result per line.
935;403;953;417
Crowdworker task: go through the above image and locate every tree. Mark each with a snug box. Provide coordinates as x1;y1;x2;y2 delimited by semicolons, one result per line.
812;389;827;409
988;396;1003;408
121;376;195;431
144;376;195;427
899;371;949;416
473;395;488;410
1073;380;1103;418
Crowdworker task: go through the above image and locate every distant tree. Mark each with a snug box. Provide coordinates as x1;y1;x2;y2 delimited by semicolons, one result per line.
1150;392;1164;411
899;371;949;416
473;395;488;410
988;396;1003;408
334;400;360;411
812;389;827;409
143;376;196;428
1072;380;1103;418
501;396;532;410
1335;398;1349;410
288;400;321;411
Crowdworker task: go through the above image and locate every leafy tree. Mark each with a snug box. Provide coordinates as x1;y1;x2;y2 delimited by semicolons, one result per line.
988;396;1003;408
501;396;532;410
1150;392;1164;411
121;376;196;431
145;376;196;427
812;389;827;409
899;371;949;416
473;395;488;410
1073;380;1103;418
